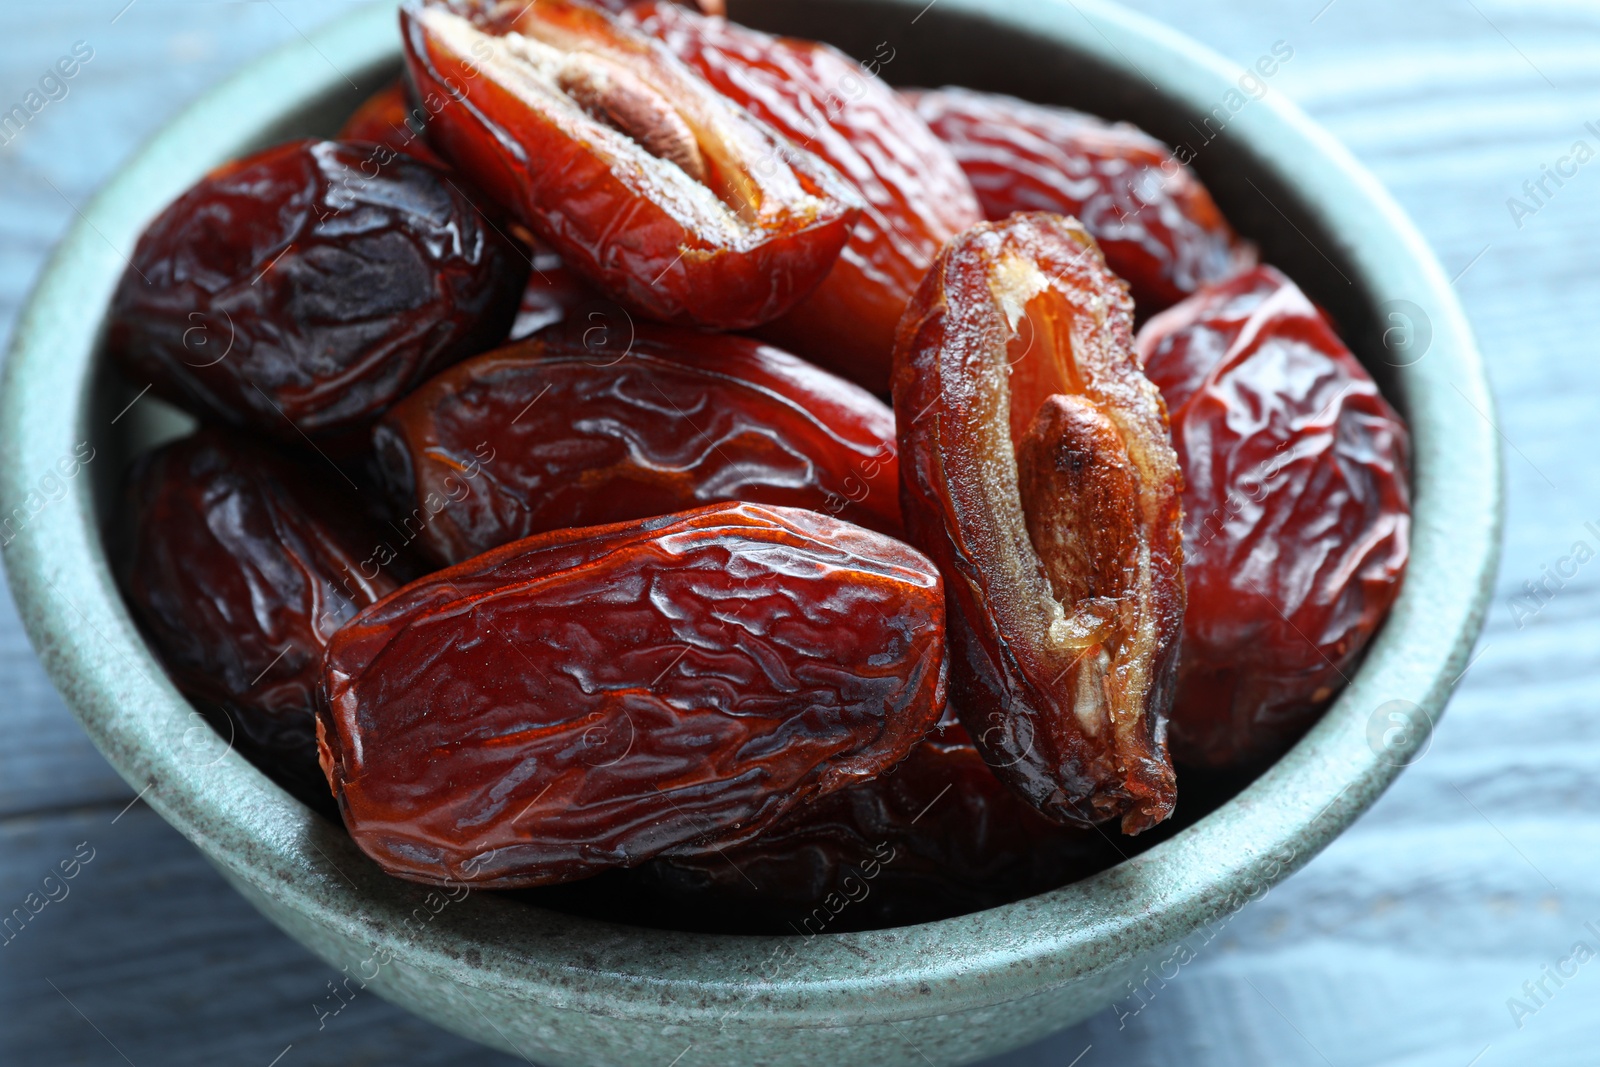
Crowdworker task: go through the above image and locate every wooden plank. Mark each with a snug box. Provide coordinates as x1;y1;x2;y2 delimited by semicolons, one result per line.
0;805;521;1066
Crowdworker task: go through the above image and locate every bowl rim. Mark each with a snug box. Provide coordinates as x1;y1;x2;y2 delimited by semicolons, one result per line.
0;0;1501;1032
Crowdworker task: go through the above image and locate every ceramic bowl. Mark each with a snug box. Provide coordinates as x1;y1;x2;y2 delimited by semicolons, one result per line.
0;1;1500;1063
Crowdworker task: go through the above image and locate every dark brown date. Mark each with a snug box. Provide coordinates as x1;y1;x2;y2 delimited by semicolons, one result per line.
373;322;901;565
634;716;1121;931
117;430;407;799
908;87;1254;315
894;213;1185;834
318;502;947;888
109;139;526;438
1138;266;1410;767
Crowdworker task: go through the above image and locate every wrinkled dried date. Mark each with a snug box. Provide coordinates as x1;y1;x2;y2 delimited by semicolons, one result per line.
374;321;901;565
894;212;1184;833
318;502;947;887
118;430;407;797
634;716;1120;930
624;1;981;391
402;0;863;330
909;87;1253;315
1137;266;1410;767
109;139;525;438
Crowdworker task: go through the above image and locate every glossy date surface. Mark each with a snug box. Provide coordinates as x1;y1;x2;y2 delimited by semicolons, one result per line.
318;502;947;888
893;213;1184;833
401;0;862;330
118;430;405;796
909;87;1253;316
110;139;525;438
624;1;981;392
373;322;901;565
635;716;1120;931
1138;266;1410;767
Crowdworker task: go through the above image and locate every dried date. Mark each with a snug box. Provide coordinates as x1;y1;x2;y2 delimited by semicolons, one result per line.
894;212;1184;833
373;321;901;565
401;0;863;330
1137;265;1410;767
624;1;982;391
118;430;408;799
908;87;1253;315
318;502;947;887
634;715;1121;931
109;139;525;438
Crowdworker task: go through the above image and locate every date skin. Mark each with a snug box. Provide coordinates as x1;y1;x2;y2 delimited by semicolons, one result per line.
401;0;863;330
118;430;407;801
623;2;982;392
894;213;1184;834
908;87;1254;316
374;322;901;565
337;78;448;167
109;139;525;439
633;716;1121;931
319;502;946;888
1138;266;1410;767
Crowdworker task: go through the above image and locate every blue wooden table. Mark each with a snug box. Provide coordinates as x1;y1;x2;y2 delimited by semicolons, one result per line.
1;1;1594;1063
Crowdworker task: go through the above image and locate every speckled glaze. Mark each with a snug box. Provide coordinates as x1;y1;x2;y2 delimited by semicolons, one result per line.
0;2;1500;1064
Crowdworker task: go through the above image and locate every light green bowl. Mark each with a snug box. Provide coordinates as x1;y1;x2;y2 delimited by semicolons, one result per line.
0;1;1500;1064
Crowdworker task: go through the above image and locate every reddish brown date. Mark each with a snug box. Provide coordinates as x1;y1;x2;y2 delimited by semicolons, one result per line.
109;139;525;438
118;430;406;798
401;0;862;330
374;322;901;565
318;503;947;888
1137;266;1410;767
908;87;1254;315
634;716;1120;931
894;213;1184;834
623;2;982;392
337;78;448;167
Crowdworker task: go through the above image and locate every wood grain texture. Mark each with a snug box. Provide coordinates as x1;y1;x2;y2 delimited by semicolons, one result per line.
0;0;1594;1064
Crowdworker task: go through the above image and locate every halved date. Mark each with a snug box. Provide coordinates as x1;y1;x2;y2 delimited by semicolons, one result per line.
623;1;981;391
1138;266;1410;767
318;502;947;887
373;322;901;565
893;212;1184;833
908;87;1253;315
118;430;408;799
109;139;525;438
401;0;863;330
